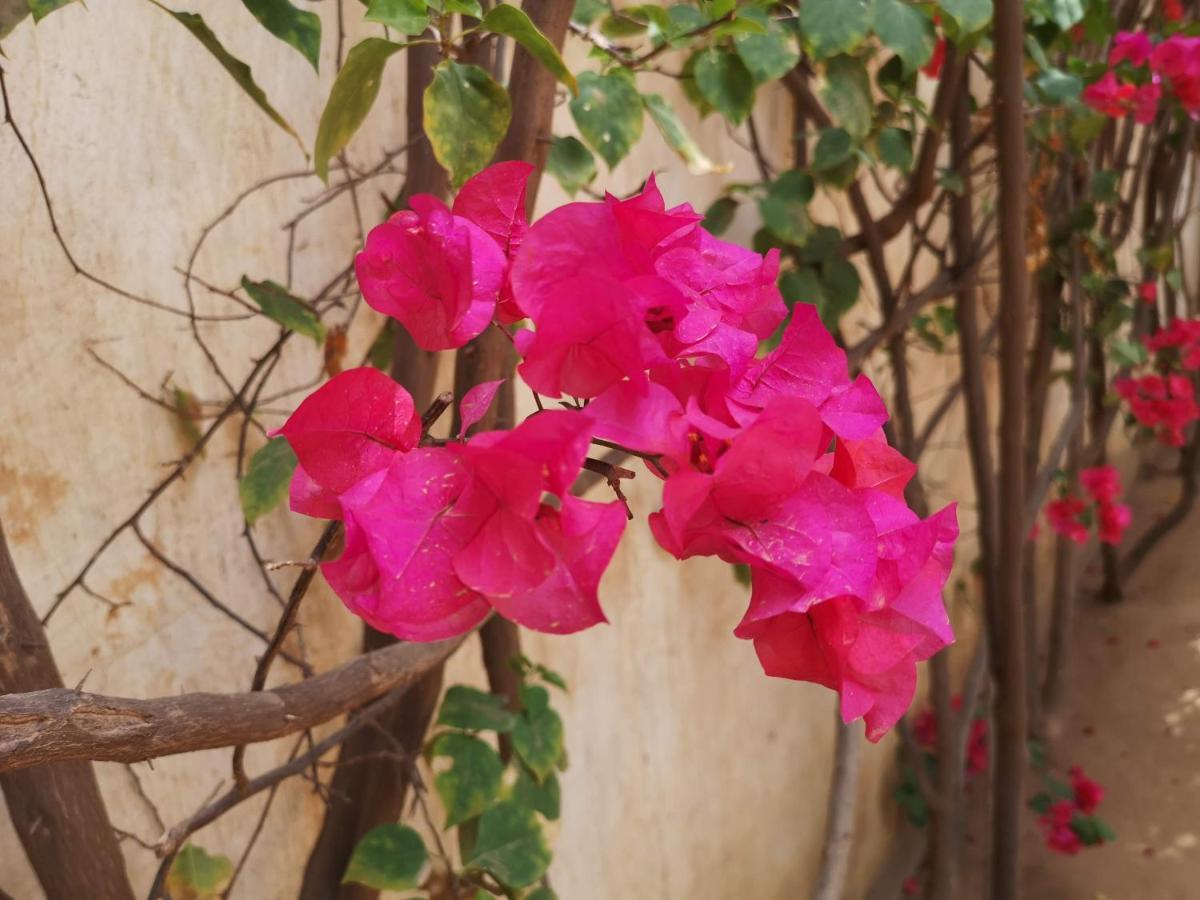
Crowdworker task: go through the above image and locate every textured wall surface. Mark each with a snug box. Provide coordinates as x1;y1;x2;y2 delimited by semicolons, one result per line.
0;3;966;897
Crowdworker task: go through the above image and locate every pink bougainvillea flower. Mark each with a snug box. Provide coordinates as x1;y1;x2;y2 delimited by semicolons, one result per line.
1097;501;1132;545
1110;31;1155;68
1134;79;1162;124
1069;766;1106;814
514;276;667;398
1152;36;1200;114
449;411;626;632
731;305;888;439
356;194;506;350
1164;0;1184;21
1080;465;1122;503
1083;71;1137;118
452;161;534;323
1046;496;1089;544
457;379;504;438
747;595;940;742
289;464;341;520
323;450;490;641
274;367;421;495
485;494;626;634
1139;280;1159;304
830;431;918;499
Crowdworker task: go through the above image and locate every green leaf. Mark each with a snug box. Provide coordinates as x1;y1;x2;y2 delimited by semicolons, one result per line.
876;126;913;171
343;825;428;890
939;0;992;35
438;685;518;733
513;766;561;821
425;61;512;188
365;0;429;35
1091;170;1119;203
643;93;723;175
680;51;715;118
1036;68;1082;104
0;3;30;41
759;171;814;246
546;135;596;196
314;37;405;180
432;732;504;827
513;685;564;782
821;55;874;142
937;168;965;194
1029;791;1053;814
872;0;934;74
569;70;644;169
731;562;752;586
525;888;559;900
165;844;233;900
1047;0;1085;30
481;4;576;94
241;277;325;341
799;0;872;59
811;126;854;172
463;801;552;889
239;438;298;525
241;0;321;70
571;0;606;29
367;319;396;371
702;197;738;235
693;48;755;125
820;256;861;326
733;7;799;84
1110;338;1147;367
157;6;303;152
28;0;75;22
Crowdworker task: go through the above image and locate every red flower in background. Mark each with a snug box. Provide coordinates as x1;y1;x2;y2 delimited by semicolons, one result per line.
1139;281;1159;304
1070;766;1106;814
1046;496;1089;544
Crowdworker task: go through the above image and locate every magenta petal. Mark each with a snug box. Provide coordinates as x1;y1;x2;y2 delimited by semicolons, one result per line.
733;304;847;409
821;374;889;439
275;368;420;494
491;410;594;496
458;379;504;438
586;381;683;457
453;507;556;598
355;203;505;351
489;496;625;634
452;161;534;258
323;452;489;641
711;398;824;521
289;464;341;519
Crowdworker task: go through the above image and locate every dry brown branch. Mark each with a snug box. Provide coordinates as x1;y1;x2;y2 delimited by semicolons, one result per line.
0;636;465;774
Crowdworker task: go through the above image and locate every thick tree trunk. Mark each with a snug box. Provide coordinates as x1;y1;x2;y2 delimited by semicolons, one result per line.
0;520;136;900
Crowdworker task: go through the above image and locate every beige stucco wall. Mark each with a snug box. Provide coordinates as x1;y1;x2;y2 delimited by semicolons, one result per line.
0;3;973;898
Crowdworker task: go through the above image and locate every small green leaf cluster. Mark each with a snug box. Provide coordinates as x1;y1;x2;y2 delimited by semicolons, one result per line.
342;658;569;898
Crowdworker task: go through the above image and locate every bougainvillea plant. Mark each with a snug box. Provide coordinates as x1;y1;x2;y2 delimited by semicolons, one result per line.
1030;765;1114;856
1044;464;1132;546
274;162;958;742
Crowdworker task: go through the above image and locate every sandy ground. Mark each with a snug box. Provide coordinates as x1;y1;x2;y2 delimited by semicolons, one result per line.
960;469;1200;899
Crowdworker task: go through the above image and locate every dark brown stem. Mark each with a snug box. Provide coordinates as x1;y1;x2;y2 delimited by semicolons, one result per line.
0;519;136;900
991;1;1032;895
232;522;340;790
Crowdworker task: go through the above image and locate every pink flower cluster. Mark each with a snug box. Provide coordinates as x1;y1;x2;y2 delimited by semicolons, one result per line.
276;164;959;740
1045;465;1132;545
1114;319;1200;447
1083;29;1200;123
1038;767;1108;856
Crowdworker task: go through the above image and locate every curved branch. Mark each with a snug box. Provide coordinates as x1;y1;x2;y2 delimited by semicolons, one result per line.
0;636;465;774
